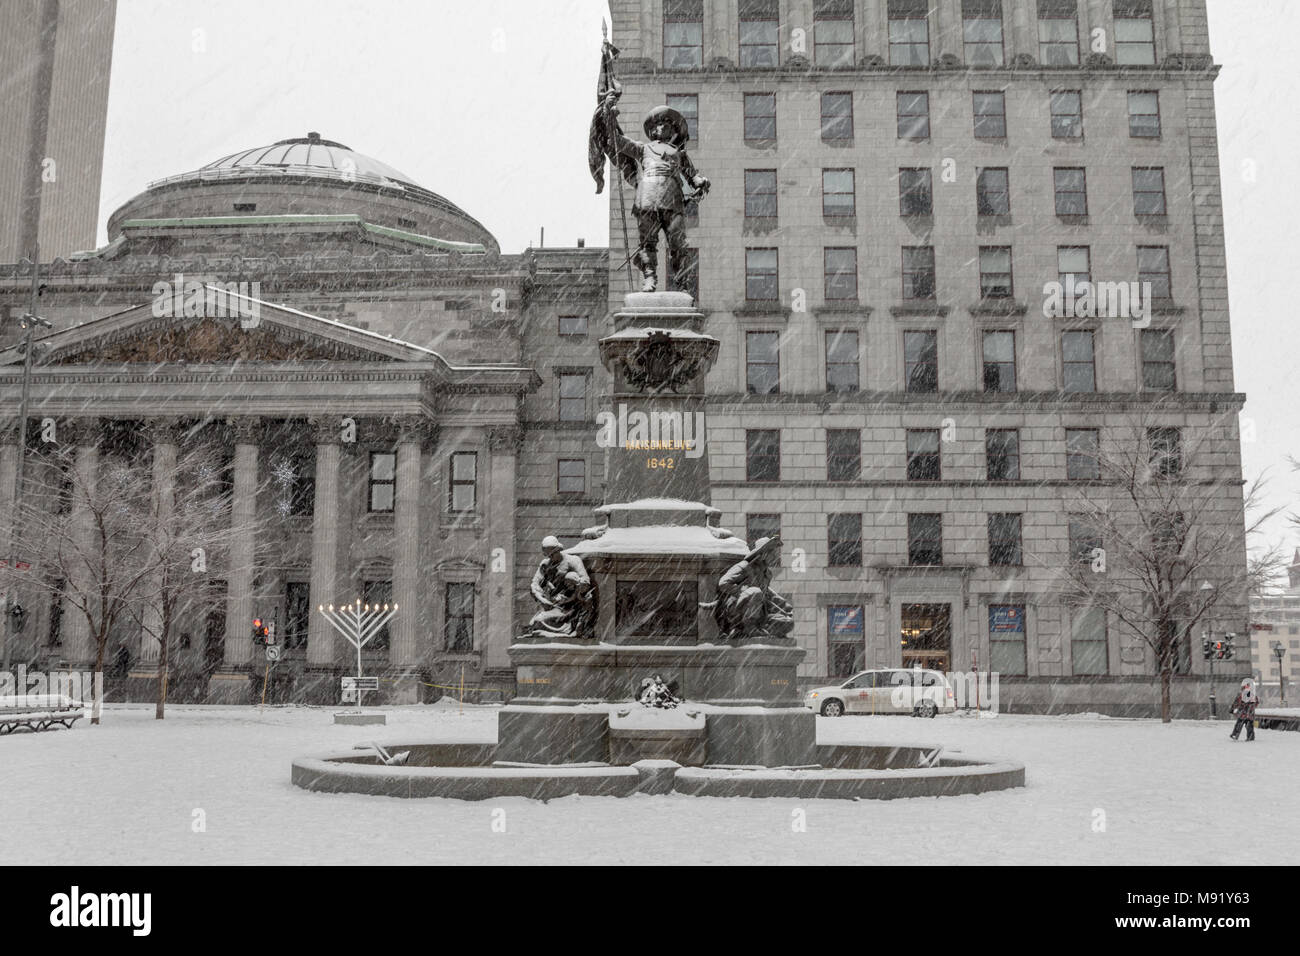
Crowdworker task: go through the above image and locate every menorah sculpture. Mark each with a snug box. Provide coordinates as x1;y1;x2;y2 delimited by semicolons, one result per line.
317;600;398;710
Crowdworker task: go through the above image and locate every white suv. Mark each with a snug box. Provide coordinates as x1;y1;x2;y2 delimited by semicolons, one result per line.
804;668;956;718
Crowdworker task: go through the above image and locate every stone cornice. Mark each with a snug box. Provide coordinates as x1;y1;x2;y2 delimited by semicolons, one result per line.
703;391;1247;411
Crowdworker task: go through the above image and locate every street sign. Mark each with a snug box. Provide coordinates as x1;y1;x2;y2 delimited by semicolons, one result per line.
0;559;32;571
265;644;281;662
354;677;378;691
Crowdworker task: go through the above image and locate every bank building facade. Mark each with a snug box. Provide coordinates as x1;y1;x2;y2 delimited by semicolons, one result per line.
0;0;1251;716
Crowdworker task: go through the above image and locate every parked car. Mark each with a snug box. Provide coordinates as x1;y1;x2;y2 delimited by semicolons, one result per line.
804;668;956;718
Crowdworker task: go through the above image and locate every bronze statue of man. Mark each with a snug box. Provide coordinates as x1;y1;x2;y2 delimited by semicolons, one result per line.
527;536;595;640
601;91;711;293
716;536;794;642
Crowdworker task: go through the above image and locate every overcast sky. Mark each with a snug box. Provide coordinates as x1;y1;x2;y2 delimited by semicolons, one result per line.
97;0;1300;568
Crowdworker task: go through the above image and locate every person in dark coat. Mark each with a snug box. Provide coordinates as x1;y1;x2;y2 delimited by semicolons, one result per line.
1229;678;1258;741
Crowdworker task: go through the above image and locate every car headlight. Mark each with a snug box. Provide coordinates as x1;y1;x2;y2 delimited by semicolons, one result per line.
809;692;819;699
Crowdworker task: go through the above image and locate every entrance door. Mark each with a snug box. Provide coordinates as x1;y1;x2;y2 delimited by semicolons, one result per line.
901;603;951;672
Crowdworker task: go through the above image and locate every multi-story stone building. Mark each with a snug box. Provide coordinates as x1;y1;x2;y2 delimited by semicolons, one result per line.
1249;550;1300;706
606;0;1249;714
0;134;609;703
0;0;117;262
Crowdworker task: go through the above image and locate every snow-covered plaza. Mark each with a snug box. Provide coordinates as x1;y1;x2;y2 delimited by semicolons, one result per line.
5;704;1295;866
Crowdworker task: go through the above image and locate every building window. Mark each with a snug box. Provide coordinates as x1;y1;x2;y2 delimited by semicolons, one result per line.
825;330;859;392
976;167;1010;215
1132;167;1167;216
1137;246;1172;302
1114;0;1156;66
739;0;780;67
1037;0;1080;65
824;247;857;301
1062;329;1097;392
1050;90;1083;138
1128;91;1161;137
986;429;1020;480
362;579;393;649
663;0;704;69
368;451;396;512
979;246;1014;299
449;451;477;512
827;428;861;480
988;513;1023;566
989;604;1027;675
668;246;699;302
445;582;474;651
908;513;943;566
904;330;938;392
828;605;866;678
233;202;256;213
821;91;853;141
747;513;781;544
1069;518;1103;564
744;169;778;220
963;0;1005;66
972;91;1006;138
557;458;585;494
1058;246;1091;287
906;429;941;481
746;429;780;481
666;93;699;143
889;0;931;66
745;248;779;302
558;315;587;336
1065;428;1100;480
283;581;309;649
828;513;863;567
1053;167;1088;215
813;0;855;67
822;168;855;217
744;92;777;141
746;331;780;394
1140;328;1176;390
558;372;587;421
899;167;933;216
897;91;930;139
1147;426;1182;477
981;330;1016;393
902;246;936;300
1071;605;1108;675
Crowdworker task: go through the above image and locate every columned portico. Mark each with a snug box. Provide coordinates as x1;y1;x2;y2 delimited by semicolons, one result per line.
210;417;259;702
138;417;179;664
388;415;433;700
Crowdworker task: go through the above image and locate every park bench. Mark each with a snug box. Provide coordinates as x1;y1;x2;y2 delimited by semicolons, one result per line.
1255;709;1300;732
0;694;85;735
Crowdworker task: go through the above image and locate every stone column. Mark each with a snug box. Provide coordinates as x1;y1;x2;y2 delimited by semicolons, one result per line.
221;418;260;674
139;419;180;664
937;0;962;59
484;426;522;671
1086;0;1110;57
389;417;430;689
1009;0;1033;62
868;0;889;62
1162;0;1181;57
307;418;341;667
62;419;99;669
0;421;18;559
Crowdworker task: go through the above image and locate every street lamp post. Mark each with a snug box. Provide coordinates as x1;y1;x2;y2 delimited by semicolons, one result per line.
1272;641;1288;707
1200;582;1215;719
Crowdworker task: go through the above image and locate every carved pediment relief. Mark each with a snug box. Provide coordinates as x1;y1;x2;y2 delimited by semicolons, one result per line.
55;318;382;364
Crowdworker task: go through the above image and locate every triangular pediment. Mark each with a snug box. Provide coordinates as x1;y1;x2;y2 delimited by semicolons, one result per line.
4;294;442;367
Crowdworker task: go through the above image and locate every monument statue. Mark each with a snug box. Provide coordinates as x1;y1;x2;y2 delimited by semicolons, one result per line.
527;536;595;641
715;536;794;643
599;90;711;293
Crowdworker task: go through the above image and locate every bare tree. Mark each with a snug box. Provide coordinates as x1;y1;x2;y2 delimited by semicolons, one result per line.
2;446;157;723
126;441;248;719
1059;414;1281;722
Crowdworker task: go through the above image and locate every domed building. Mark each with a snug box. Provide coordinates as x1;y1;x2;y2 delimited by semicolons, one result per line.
0;133;609;705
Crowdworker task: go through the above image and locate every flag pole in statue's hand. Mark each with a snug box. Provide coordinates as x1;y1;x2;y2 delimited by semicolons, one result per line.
600;19;636;292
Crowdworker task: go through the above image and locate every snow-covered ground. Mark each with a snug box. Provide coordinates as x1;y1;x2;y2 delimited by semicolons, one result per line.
4;703;1294;865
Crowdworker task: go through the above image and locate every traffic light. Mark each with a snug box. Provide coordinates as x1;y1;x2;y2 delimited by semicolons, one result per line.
1202;637;1212;661
252;618;270;645
1222;634;1236;661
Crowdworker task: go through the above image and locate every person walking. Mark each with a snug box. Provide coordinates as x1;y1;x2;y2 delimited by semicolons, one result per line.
1229;678;1258;741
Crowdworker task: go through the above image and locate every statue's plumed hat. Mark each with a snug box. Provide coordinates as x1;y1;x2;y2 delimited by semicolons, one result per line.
643;106;689;145
745;535;782;562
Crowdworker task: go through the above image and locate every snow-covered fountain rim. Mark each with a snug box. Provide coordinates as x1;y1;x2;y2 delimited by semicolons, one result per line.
290;741;1026;800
